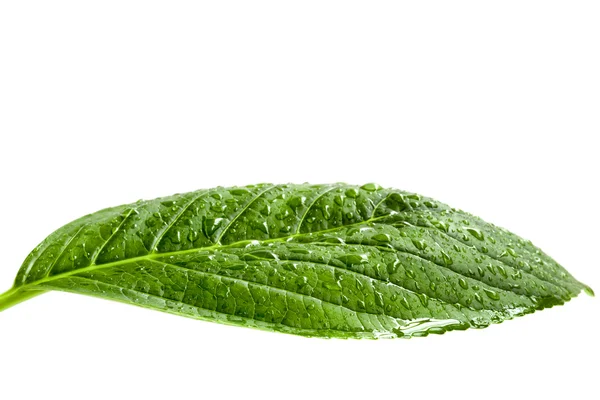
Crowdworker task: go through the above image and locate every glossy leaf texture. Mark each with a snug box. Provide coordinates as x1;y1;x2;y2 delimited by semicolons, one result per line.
0;183;592;338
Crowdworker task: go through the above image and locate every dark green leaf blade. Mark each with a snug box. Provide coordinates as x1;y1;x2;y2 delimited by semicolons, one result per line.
0;183;592;338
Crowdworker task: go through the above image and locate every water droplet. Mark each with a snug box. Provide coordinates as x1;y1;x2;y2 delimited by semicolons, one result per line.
356;278;365;291
245;250;277;260
466;227;484;241
497;266;507;277
459;278;469;289
254;221;269;234
483;288;500;300
339;254;368;265
432;220;449;232
210;204;225;213
374;291;384;307
230;188;250;196
287;196;306;208
224;264;245;270
321;236;344;244
290;247;310;254
400;297;410;309
172;230;182;244
360;183;381;192
282;262;297;272
372;233;391;243
411;239;428;251
188;230;199;242
204;218;224;236
323;204;332;219
441;251;453;266
345;188;359;198
296;276;309;286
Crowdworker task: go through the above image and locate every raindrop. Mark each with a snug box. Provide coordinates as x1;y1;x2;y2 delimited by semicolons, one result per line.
469;226;487;240
230;188;250;196
188;230;199;242
360;183;381;192
400;297;410;309
411;239;428;251
441;251;453;266
497;266;507;278
345;188;359;198
433;220;449;232
484;288;500;300
372;233;391;243
374;291;384;307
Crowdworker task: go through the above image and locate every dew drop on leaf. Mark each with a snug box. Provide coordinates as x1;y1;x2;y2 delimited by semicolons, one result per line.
360;183;381;192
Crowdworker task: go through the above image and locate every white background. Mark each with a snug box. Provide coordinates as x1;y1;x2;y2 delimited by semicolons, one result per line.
1;1;598;399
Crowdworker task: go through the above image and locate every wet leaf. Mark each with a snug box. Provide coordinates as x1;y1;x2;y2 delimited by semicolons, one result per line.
0;183;592;338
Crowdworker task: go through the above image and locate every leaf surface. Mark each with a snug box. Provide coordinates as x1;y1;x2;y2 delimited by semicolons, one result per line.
0;183;592;338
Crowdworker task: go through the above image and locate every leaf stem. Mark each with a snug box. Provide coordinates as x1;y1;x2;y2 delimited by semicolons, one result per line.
0;287;45;312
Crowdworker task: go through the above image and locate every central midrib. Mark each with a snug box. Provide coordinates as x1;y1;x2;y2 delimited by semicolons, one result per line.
19;215;391;292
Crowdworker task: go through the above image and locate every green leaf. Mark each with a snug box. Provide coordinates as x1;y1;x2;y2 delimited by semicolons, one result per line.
0;183;592;338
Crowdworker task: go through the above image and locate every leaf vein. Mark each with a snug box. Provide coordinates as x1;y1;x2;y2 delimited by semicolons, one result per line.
216;185;277;244
150;190;211;253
